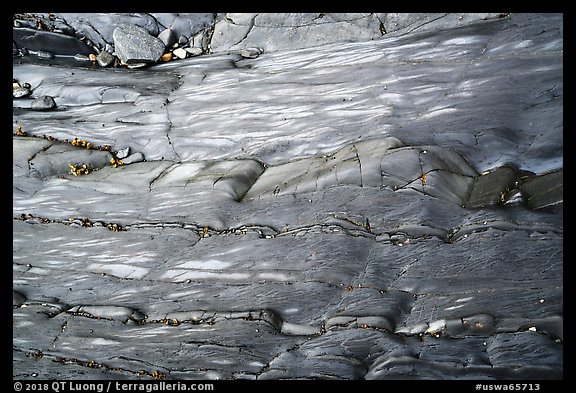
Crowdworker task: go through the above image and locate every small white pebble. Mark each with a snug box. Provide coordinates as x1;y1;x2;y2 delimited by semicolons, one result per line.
539;299;545;303
528;326;537;332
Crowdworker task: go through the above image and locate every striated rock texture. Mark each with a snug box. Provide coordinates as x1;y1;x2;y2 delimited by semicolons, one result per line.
13;13;562;380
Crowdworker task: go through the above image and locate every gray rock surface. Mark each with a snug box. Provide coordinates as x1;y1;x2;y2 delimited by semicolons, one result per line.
13;13;562;380
379;13;508;35
13;13;513;59
209;13;384;53
13;27;96;56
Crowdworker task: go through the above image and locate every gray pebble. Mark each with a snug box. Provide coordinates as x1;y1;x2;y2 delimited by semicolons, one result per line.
116;147;130;159
173;48;187;60
178;36;188;45
126;63;148;69
239;47;263;59
37;51;55;60
97;51;115;67
158;28;177;48
390;233;409;246
74;54;90;61
31;96;57;111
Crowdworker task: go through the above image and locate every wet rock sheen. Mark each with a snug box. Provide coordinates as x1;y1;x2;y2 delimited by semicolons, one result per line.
12;13;562;380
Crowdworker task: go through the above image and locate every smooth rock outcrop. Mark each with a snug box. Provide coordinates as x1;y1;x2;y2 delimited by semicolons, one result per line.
13;27;96;56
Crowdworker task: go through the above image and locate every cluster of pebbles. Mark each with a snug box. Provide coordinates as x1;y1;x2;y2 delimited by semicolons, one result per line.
75;25;262;69
12;80;31;98
72;25;209;69
13;79;56;110
14;13;263;70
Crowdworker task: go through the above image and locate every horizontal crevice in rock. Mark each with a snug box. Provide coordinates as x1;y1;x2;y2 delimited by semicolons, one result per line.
14;210;562;250
13;347;169;380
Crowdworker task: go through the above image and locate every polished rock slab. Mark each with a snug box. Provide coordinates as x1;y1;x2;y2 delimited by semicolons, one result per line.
13;13;562;380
